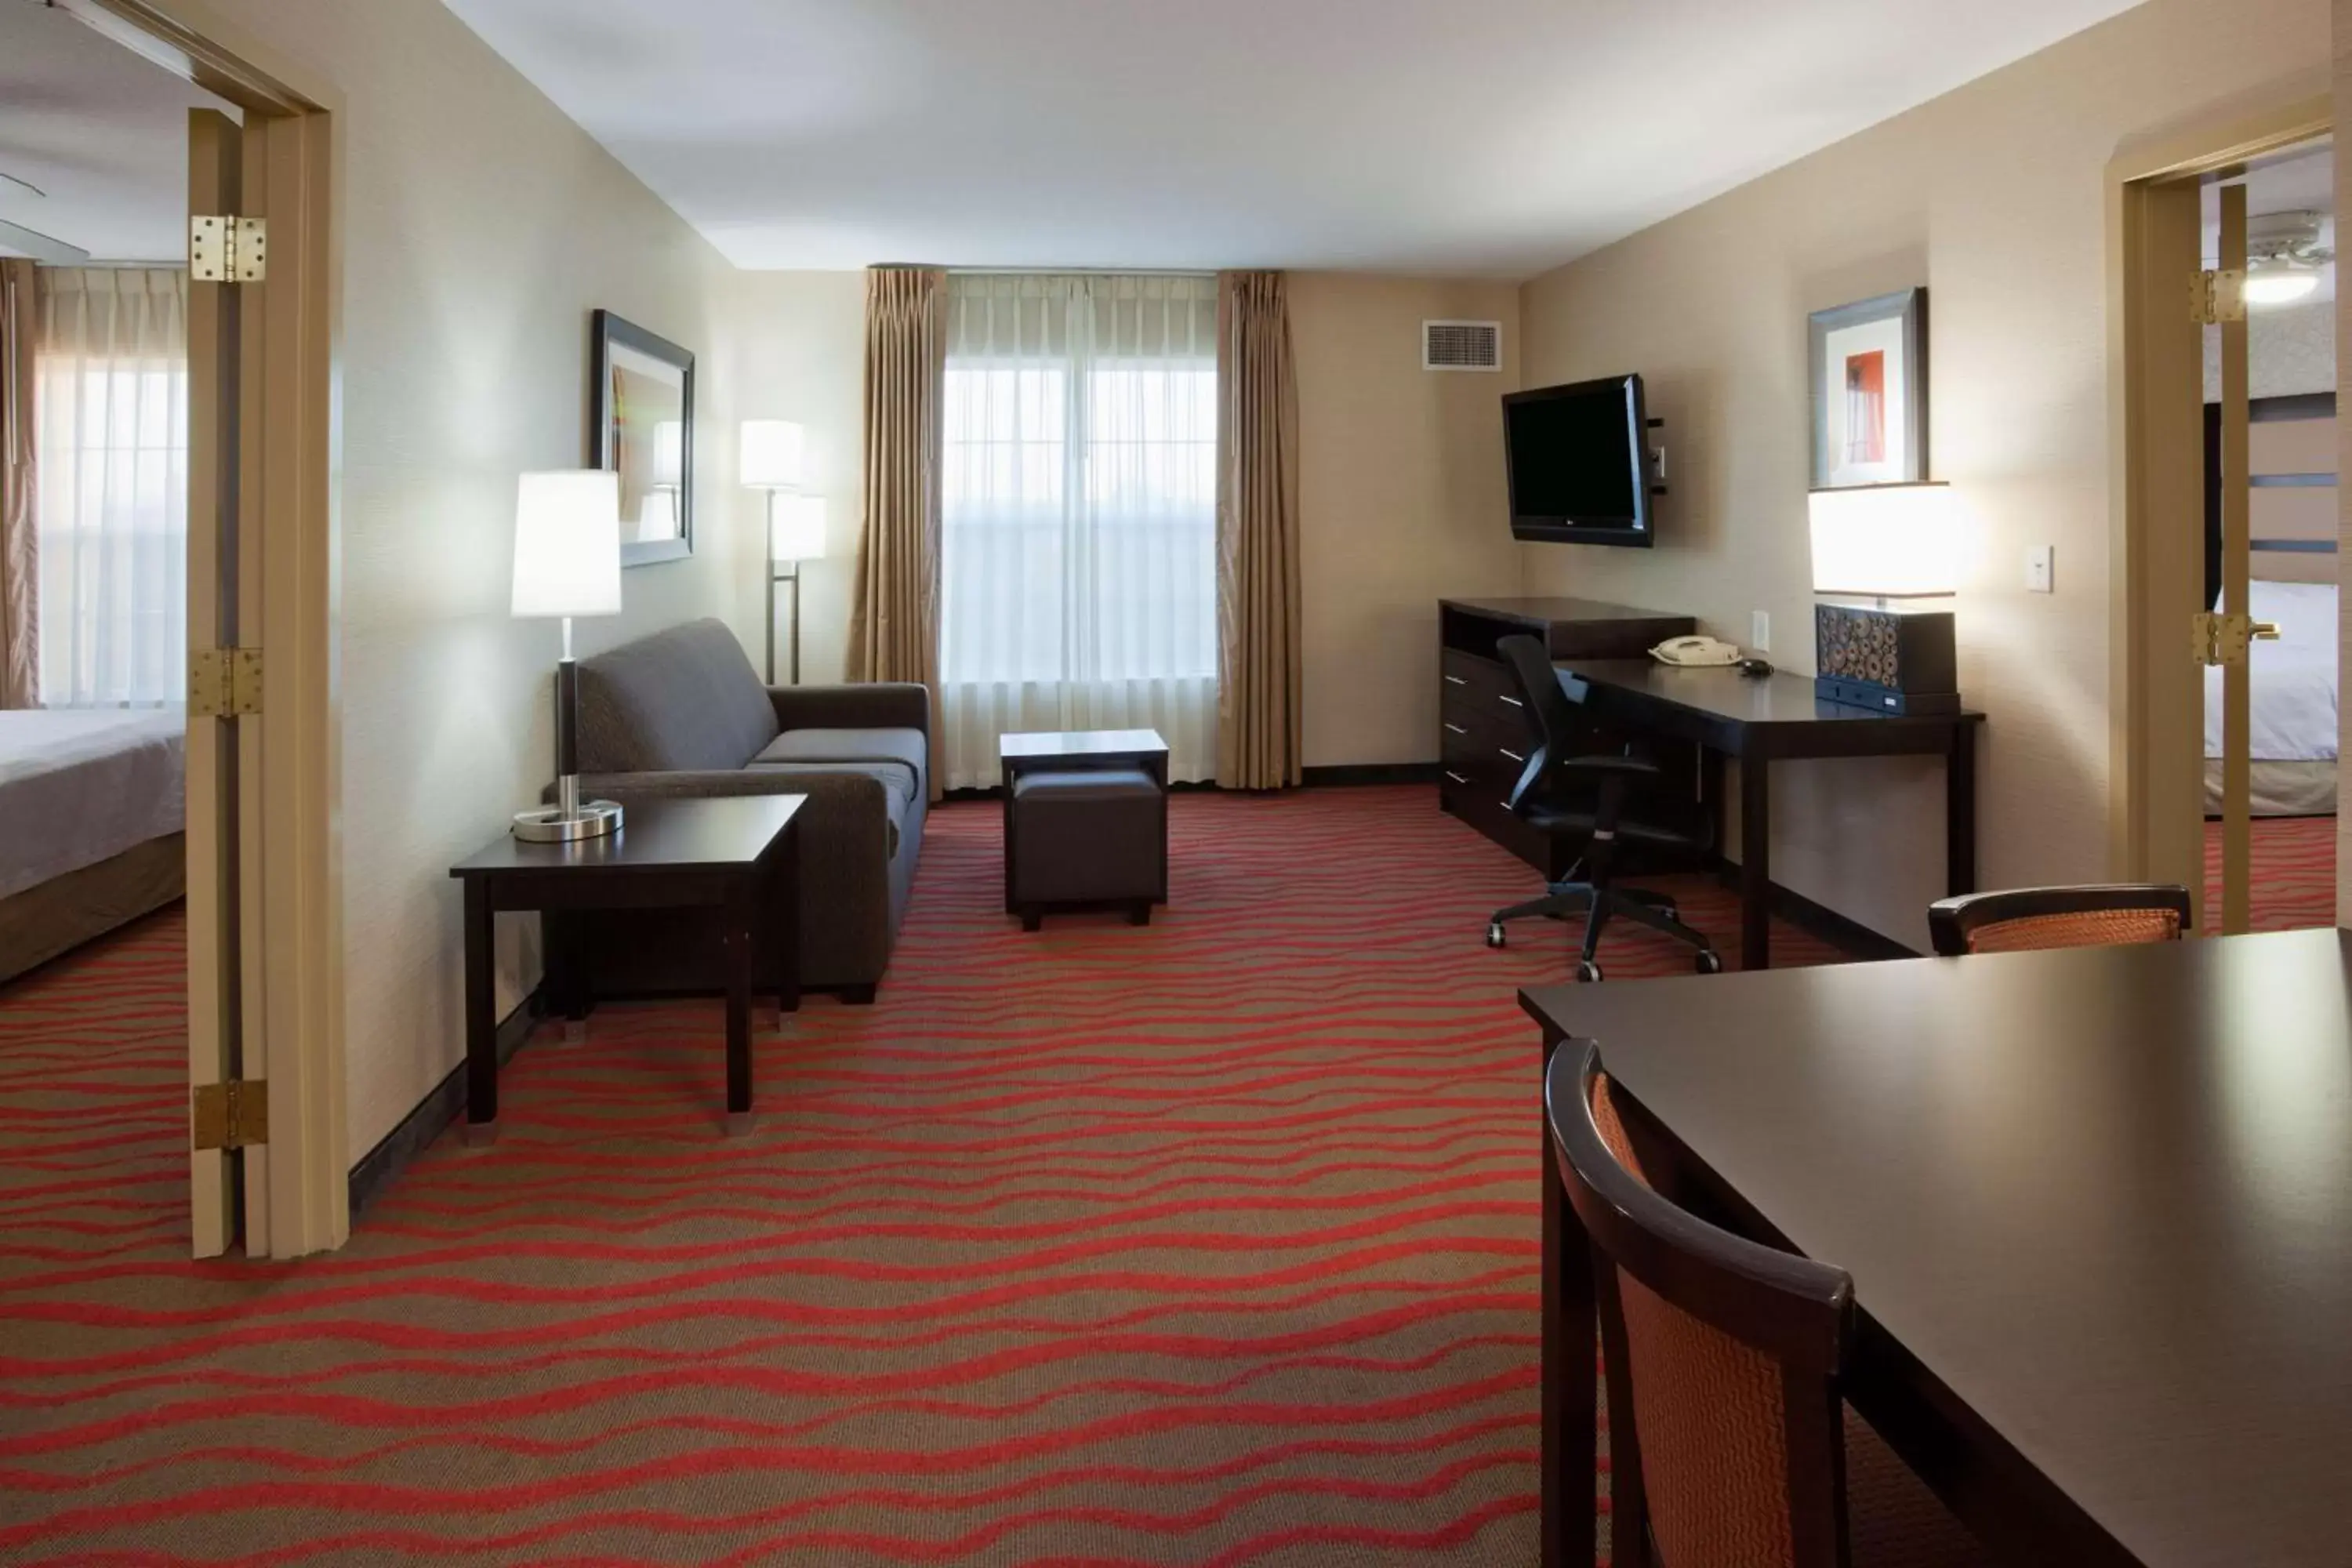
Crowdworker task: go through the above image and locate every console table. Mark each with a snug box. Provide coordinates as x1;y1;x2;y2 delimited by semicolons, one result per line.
1438;597;1696;875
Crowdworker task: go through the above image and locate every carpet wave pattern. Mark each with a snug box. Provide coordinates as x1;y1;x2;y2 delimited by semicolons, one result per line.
0;787;1842;1566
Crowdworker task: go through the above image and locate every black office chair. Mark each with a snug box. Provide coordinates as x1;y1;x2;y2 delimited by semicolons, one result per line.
1485;633;1720;982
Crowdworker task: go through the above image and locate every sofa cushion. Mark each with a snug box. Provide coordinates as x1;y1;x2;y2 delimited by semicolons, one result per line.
750;757;919;816
756;726;927;784
576;619;780;774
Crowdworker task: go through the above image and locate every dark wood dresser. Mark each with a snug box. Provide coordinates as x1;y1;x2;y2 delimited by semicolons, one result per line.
1438;597;1697;876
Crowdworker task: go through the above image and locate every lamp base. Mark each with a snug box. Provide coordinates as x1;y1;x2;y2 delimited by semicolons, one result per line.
512;800;624;843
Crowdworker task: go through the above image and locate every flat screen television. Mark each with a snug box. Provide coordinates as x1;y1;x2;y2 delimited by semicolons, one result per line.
1503;374;1654;546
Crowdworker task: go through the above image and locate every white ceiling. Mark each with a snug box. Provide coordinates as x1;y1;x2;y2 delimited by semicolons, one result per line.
441;0;2146;278
0;0;231;264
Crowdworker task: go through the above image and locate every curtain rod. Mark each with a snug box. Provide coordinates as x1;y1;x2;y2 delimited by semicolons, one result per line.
945;267;1218;278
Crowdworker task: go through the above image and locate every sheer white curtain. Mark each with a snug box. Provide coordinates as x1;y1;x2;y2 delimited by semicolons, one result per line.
940;273;1219;788
34;268;188;708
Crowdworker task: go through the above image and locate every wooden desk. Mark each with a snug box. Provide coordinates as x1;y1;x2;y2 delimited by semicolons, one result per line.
449;795;804;1140
1438;598;1697;877
1522;930;2352;1568
1560;659;1984;968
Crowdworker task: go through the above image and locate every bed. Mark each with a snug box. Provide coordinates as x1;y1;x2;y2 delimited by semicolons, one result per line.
2204;579;2338;817
0;708;186;984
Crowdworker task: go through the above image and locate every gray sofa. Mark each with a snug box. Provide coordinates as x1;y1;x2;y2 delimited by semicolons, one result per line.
560;618;929;1000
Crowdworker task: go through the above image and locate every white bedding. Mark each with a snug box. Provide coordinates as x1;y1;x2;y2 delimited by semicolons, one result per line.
2205;581;2339;764
0;708;185;901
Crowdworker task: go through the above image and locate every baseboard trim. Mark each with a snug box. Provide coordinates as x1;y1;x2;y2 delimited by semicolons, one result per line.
1300;763;1442;788
348;985;543;1221
1715;860;1917;961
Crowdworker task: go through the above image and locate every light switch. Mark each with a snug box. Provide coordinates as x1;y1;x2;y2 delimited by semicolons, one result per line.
2027;546;2054;594
1751;610;1770;652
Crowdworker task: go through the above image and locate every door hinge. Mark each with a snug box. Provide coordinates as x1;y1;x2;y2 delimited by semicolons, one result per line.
188;647;263;717
190;214;267;282
2191;612;2280;666
2190;268;2245;325
191;1080;268;1151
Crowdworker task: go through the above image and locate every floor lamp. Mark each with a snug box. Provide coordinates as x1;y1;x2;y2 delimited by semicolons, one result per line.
742;421;826;684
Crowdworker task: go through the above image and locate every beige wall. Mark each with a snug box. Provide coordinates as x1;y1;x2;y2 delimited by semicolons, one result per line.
1519;0;2328;949
205;0;757;1163
1292;274;1523;766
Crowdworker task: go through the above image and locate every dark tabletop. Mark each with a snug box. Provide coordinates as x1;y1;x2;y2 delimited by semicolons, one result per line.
998;728;1168;760
1561;657;1983;729
1523;929;2352;1568
450;795;805;877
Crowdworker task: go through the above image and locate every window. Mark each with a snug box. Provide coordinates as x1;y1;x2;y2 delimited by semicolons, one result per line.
938;274;1218;788
34;268;188;709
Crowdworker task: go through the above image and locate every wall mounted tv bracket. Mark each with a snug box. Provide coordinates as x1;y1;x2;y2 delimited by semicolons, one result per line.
1647;417;1668;496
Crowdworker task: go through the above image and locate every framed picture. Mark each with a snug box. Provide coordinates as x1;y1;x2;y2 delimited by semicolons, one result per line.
1809;289;1927;489
590;310;695;567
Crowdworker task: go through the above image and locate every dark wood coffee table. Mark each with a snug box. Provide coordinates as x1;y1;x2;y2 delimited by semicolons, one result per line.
448;794;804;1142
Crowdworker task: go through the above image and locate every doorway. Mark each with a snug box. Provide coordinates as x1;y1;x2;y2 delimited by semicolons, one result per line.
0;0;345;1259
2110;96;2332;935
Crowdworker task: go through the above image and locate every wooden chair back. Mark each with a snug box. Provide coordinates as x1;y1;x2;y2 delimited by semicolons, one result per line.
1926;884;2191;956
1546;1039;1857;1568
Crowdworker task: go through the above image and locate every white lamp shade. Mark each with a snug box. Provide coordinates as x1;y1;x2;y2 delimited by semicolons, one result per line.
1809;482;1958;598
770;493;828;562
741;420;808;489
511;470;622;619
637;488;680;542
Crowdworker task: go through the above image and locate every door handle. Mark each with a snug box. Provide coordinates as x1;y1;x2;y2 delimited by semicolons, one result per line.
1499;695;1524;708
1500;747;1526;763
1445;723;1468;735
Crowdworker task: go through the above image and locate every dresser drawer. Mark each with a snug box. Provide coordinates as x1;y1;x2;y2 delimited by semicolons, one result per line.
1440;651;1537;731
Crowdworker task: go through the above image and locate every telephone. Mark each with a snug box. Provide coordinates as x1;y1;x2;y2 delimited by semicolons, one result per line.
1649;635;1745;668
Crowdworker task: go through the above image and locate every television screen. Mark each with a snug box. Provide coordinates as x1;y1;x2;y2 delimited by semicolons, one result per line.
1504;375;1653;546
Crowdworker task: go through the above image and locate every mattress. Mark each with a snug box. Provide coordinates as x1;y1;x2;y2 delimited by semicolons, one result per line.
0;708;186;901
2204;757;2338;818
2204;580;2338;765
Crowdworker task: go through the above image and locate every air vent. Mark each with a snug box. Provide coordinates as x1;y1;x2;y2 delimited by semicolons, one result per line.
1422;320;1501;372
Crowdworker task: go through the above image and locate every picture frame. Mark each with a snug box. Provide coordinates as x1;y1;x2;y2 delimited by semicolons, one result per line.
590;310;695;567
1809;288;1928;490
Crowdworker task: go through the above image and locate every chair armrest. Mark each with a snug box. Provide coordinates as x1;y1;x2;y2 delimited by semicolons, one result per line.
1559;753;1660;780
767;682;931;735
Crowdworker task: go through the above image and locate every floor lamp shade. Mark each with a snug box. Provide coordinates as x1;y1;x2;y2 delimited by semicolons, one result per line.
769;493;827;562
512;470;622;619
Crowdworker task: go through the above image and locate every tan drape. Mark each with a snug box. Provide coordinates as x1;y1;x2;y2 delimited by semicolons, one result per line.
848;266;946;799
1214;270;1303;790
0;259;36;709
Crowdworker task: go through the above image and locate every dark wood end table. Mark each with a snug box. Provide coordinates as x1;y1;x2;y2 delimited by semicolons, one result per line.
448;794;804;1143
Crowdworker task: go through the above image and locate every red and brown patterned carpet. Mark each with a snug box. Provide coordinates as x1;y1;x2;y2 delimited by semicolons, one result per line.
0;790;2328;1565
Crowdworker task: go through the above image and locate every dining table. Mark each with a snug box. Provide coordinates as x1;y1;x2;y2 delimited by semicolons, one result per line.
1521;927;2352;1567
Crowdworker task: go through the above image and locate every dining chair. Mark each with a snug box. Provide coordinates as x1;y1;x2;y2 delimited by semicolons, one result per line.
1546;1040;1994;1568
1926;884;2192;956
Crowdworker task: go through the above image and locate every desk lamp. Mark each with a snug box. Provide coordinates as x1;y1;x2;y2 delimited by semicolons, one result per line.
1808;481;1962;715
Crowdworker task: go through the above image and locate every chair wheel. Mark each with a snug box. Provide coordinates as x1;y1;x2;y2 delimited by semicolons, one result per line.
1695;951;1724;975
1486;923;1507;949
1575;960;1603;983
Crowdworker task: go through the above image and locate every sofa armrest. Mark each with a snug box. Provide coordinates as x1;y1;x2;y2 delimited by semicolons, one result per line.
767;682;931;736
568;767;899;857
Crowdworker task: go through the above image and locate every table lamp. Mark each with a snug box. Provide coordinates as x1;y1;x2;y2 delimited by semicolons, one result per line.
510;470;626;842
741;420;826;684
1808;481;1962;715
